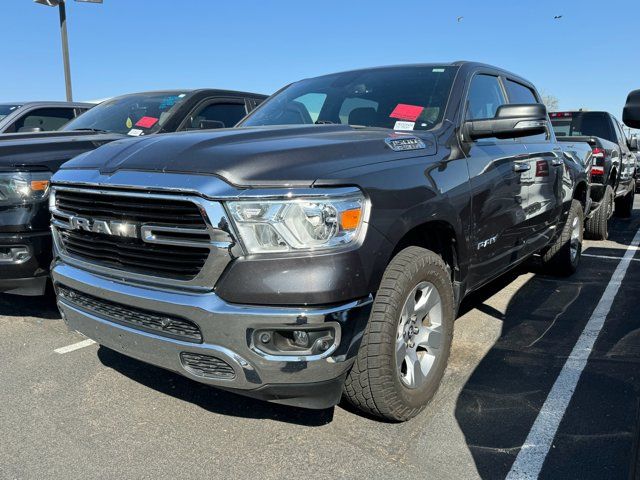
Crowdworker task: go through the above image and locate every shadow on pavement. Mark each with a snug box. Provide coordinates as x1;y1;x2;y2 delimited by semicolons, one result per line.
0;289;60;319
97;345;335;427
454;209;640;479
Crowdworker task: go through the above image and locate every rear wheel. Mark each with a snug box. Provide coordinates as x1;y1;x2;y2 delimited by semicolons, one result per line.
343;246;455;422
585;185;613;240
541;199;583;276
615;186;635;218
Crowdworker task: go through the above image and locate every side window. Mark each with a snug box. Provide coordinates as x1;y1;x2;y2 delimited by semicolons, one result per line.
506;79;549;142
505;80;538;104
612;118;626;145
339;97;379;125
12;107;76;132
466;75;506;120
185;102;247;130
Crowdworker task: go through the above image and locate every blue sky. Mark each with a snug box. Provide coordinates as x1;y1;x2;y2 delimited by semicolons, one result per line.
2;0;638;124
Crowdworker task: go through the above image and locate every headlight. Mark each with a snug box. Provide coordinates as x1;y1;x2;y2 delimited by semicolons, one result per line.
0;171;51;206
227;192;367;253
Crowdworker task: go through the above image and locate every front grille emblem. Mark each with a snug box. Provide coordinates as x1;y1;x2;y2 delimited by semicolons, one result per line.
69;215;139;239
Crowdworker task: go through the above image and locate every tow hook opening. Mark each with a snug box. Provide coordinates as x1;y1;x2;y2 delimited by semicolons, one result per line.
252;326;337;358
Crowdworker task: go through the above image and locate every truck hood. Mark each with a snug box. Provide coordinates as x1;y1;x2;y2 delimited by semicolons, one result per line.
0;131;125;172
60;125;437;187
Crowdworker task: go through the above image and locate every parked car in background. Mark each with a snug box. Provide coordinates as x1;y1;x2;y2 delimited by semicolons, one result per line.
0;89;267;296
50;62;589;421
623;91;640;192
550;111;636;239
0;101;92;134
629;134;640;191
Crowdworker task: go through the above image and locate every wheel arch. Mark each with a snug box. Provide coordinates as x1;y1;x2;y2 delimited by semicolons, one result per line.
390;219;462;286
573;180;589;212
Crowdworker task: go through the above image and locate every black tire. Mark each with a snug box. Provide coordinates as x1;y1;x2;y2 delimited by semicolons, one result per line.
343;246;455;422
585;185;613;240
615;186;634;218
542;199;583;276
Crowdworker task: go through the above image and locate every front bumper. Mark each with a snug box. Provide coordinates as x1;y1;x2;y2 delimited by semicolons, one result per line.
52;261;372;409
0;231;51;295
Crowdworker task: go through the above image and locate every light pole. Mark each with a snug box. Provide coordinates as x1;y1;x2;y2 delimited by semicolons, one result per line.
34;0;103;101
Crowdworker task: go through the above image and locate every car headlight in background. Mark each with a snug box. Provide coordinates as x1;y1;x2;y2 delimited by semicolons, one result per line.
0;171;51;206
227;191;367;253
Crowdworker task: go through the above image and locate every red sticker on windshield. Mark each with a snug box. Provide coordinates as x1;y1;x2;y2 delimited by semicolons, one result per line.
390;104;424;121
135;116;158;128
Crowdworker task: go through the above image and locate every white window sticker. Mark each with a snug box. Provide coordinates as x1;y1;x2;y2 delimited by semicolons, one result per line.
394;121;415;131
127;129;144;137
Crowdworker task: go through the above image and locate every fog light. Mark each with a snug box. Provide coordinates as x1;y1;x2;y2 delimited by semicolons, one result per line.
0;246;31;264
252;326;337;357
293;330;309;347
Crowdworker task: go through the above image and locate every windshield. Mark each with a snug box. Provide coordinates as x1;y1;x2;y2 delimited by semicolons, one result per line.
0;104;22;121
240;66;458;131
550;112;616;143
62;92;189;135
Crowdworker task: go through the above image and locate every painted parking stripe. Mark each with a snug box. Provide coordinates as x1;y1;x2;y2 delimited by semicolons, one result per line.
582;253;640;262
506;226;640;480
54;339;96;354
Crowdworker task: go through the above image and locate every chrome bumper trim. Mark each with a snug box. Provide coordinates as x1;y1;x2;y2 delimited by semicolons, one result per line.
52;261;372;389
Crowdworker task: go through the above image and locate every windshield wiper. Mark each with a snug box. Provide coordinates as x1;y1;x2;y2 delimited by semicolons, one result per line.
315;120;335;125
70;128;110;133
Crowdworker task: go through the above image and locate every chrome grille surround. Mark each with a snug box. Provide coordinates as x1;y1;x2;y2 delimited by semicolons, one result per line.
51;185;238;291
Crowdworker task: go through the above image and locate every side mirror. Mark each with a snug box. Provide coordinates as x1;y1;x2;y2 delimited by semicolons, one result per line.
198;120;225;130
629;135;638;151
623;90;640;129
464;103;548;141
18;126;44;133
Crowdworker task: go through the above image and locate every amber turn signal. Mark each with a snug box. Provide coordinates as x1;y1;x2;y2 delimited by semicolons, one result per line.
30;180;50;191
340;208;362;230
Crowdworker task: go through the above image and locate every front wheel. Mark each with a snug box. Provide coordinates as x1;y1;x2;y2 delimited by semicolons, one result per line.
343;246;455;422
541;199;583;276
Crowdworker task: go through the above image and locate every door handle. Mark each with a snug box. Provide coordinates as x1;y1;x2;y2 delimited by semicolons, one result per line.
551;158;564;166
513;162;531;172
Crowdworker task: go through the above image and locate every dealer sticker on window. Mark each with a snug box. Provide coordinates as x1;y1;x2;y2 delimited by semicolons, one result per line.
127;128;144;136
393;121;415;131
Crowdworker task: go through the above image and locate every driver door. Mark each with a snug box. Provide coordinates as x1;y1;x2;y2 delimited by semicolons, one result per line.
464;73;530;288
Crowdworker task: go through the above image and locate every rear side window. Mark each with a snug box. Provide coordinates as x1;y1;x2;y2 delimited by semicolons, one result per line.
505;80;538;104
466;75;506;120
185;102;247;130
12;107;76;132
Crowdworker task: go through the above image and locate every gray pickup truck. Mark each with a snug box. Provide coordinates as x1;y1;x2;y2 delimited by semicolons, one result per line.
50;62;590;421
551;110;636;239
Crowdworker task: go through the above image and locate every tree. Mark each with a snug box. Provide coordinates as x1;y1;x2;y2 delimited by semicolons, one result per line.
541;91;559;112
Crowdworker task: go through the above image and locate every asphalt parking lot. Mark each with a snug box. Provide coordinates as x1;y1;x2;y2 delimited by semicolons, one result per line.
1;198;639;480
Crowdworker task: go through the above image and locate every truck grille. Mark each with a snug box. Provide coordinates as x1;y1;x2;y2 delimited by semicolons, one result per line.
58;229;209;279
180;352;236;380
52;188;214;281
54;189;207;227
57;285;203;343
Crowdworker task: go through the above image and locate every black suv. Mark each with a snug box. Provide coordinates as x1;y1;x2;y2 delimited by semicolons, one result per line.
50;63;589;421
0;89;266;295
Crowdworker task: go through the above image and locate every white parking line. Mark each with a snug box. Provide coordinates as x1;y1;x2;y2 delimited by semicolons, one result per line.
506;226;640;480
583;253;640;262
54;339;96;354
